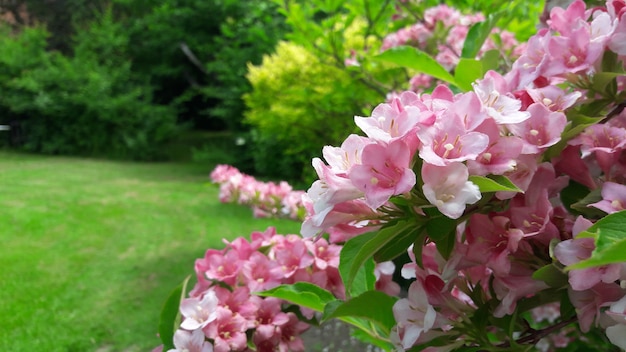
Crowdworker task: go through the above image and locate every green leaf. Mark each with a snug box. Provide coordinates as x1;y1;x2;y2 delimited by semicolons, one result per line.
532;264;568;288
568;210;626;269
351;327;395;351
570;187;606;220
158;275;191;350
257;282;337;312
374;224;423;262
454;58;483;92
339;220;416;295
424;208;458;259
592;72;623;94
373;46;457;85
461;12;504;59
480;49;501;72
349;257;377;297
469;175;522;193
560;180;591;216
322;290;398;334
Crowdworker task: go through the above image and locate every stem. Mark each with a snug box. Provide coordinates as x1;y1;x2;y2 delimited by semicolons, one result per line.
497;316;578;348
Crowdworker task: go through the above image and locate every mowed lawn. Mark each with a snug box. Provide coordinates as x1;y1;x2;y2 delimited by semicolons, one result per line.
0;151;302;352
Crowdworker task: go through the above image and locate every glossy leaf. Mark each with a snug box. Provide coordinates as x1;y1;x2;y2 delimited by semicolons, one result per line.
340;220;415;295
158;275;191;350
374;223;423;262
323;290;398;334
461;11;503;59
568;210;626;269
424;208;458;259
373;46;457;85
469;175;522;193
349;257;377;297
454;58;483;91
532;264;568;288
257;282;337;312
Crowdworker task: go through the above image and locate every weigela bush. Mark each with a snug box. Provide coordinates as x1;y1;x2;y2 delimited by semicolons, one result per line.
159;1;626;351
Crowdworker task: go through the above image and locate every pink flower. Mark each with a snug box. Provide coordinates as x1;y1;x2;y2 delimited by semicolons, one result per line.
277;313;309;352
609;14;626;55
392;280;443;349
168;329;213;352
253;297;290;342
203;307;248;352
355;94;432;146
547;0;587;36
349;139;416;209
180;290;219;330
506;103;567;154
195;249;241;287
305;237;341;270
422;163;481;219
569;283;624;332
526;85;582;112
375;261;401;296
417;112;489;166
569;124;626;176
241;252;283;293
555;215;624;291
590;182;626;213
467;119;523;176
271;235;315;278
473;71;531;124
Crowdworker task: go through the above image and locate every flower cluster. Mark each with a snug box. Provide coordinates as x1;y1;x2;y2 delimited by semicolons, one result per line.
304;0;626;350
210;164;306;220
162;227;399;352
381;4;524;94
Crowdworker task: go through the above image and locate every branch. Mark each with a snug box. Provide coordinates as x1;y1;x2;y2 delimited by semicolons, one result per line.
497;316;578;348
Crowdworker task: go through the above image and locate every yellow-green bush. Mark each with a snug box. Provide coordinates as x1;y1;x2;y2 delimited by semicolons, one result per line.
244;39;383;183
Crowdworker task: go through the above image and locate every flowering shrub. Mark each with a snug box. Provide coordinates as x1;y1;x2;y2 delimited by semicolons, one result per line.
380;4;525;95
210;164;306;221
157;227;398;352
159;1;626;351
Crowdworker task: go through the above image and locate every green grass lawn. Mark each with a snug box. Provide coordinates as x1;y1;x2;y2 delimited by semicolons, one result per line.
0;151;302;352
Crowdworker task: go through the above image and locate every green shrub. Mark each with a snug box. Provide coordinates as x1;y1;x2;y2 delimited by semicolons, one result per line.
0;14;178;160
244;39;383;183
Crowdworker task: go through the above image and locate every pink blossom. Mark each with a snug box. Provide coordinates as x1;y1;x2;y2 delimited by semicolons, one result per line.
473;71;531;124
543;25;604;77
277;313;309;352
526;85;582;112
203;307;248;352
253;297;290;342
305;237;341;270
506;103;567;154
590;181;626;213
569;124;626;176
547;0;587;36
417;112;489;166
213;287;258;325
180;290;219;330
195;249;241;287
321;134;372;174
375;261;401;296
569;283;625;332
168;329;213;352
355;94;432;147
349;139;416;209
467;119;523;176
241;252;283;293
300;197;377;239
421;163;481;219
609;14;626;55
392;280;440;349
271;235;315;278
